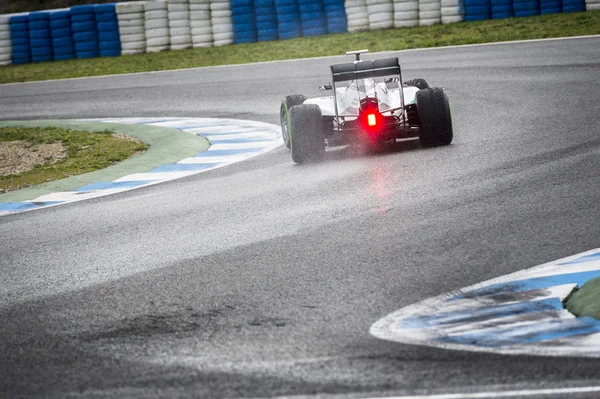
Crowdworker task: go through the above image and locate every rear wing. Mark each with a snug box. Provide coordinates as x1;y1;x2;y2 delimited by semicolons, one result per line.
330;57;401;83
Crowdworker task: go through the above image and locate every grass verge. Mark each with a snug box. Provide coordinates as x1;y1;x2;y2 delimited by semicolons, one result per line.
1;11;599;84
0;126;148;193
565;277;600;320
0;120;210;203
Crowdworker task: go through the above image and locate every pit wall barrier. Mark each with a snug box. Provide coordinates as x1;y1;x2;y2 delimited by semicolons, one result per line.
0;0;594;66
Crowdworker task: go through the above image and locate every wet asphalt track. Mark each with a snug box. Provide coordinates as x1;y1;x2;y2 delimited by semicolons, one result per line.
1;37;600;398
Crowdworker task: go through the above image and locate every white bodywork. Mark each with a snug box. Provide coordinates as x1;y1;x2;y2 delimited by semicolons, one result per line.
304;79;420;117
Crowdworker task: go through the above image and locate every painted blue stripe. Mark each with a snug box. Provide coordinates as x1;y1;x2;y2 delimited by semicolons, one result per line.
198;148;264;157
453;270;600;300
0;201;64;211
150;163;221;173
437;317;600;347
209;137;273;144
194;129;265;135
74;180;153;192
558;252;600;266
398;298;563;329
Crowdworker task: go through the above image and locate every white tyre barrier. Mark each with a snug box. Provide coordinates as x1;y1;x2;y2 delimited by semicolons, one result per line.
116;2;146;55
210;0;234;46
366;0;394;30
145;0;169;52
440;0;464;23
168;0;192;50
190;0;213;47
121;33;146;42
394;0;419;27
419;0;442;25
587;0;600;10
345;0;370;32
0;14;11;66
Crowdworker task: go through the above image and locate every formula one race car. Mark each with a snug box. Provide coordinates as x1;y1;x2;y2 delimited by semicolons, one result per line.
280;49;453;164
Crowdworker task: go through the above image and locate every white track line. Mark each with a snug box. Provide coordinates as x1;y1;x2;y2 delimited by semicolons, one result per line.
368;386;600;399
2;35;599;86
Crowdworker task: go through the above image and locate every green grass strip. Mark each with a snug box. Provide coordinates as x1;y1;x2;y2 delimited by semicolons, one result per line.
0;120;209;203
1;11;599;84
565;277;600;320
0;126;149;193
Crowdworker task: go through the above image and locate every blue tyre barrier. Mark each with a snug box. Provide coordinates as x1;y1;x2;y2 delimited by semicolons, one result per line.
94;4;116;13
54;53;75;61
52;37;73;50
98;31;120;42
30;29;51;39
74;31;97;42
276;0;302;39
29;20;50;30
562;0;585;11
233;14;255;25
512;0;539;15
11;37;29;46
95;11;117;22
97;21;119;31
232;6;255;15
50;18;70;29
11;29;29;39
28;12;54;63
72;21;96;32
300;17;326;28
95;3;121;57
299;3;324;12
30;38;52;48
10;15;28;23
540;0;561;12
323;0;346;34
491;0;513;18
99;48;120;57
11;16;32;66
465;0;491;20
299;0;327;36
52;27;71;38
302;26;327;36
50;10;70;20
71;5;98;59
75;41;98;52
53;45;74;56
71;13;95;23
12;44;31;54
71;5;96;14
232;0;258;44
254;0;278;42
76;50;99;59
32;54;53;63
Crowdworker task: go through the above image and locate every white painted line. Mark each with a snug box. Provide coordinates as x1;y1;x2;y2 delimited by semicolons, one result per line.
367;385;600;399
209;142;269;150
3;36;599;86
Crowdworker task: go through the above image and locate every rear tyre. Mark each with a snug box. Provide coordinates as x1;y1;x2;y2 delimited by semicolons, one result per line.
290;104;325;164
404;78;431;90
280;94;307;149
416;87;453;147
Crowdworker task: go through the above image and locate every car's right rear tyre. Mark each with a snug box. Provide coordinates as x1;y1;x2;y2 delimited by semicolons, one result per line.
416;87;453;147
290;104;325;164
280;94;307;149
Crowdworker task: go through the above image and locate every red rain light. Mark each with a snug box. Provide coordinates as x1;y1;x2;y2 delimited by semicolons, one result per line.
367;113;377;127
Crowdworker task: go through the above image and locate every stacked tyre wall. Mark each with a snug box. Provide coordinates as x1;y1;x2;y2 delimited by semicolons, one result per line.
0;0;595;66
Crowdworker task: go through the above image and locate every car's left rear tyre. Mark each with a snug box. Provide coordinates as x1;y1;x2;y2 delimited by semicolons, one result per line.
290;104;325;164
280;94;307;149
